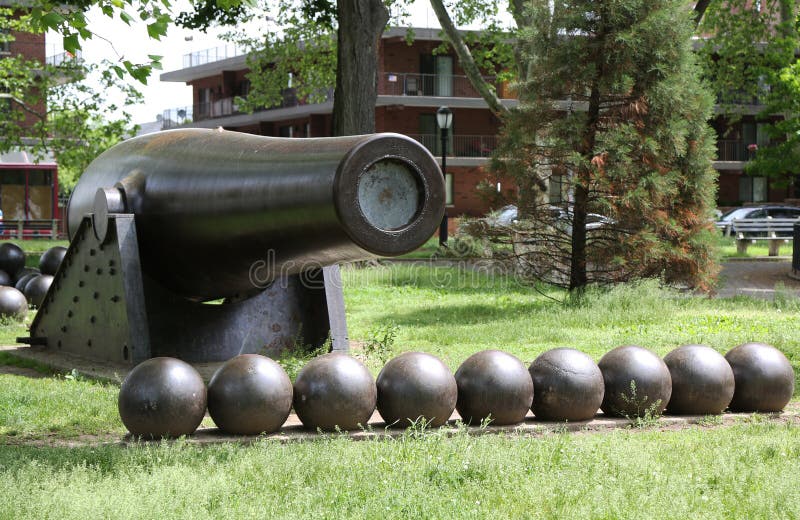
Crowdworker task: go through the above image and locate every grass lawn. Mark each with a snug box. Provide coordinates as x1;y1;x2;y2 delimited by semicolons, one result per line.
1;264;799;517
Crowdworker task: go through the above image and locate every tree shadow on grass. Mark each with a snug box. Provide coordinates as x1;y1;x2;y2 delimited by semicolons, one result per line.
376;301;553;328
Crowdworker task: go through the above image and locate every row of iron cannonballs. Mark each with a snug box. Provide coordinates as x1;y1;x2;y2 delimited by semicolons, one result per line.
118;342;795;438
0;243;67;318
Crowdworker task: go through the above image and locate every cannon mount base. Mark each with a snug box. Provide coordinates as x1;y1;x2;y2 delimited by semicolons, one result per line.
19;214;349;365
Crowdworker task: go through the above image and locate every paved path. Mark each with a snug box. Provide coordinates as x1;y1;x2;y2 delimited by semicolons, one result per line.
717;259;800;299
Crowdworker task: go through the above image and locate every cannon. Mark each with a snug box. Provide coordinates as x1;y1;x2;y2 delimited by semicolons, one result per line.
18;129;445;364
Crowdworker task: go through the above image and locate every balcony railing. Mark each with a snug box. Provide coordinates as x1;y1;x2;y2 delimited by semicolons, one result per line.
407;134;498;158
161;88;334;129
715;139;766;162
379;73;514;99
183;44;247;68
45;50;82;67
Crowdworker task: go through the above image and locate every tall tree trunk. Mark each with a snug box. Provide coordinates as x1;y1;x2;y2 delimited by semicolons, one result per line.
333;0;389;136
428;0;508;118
570;23;605;291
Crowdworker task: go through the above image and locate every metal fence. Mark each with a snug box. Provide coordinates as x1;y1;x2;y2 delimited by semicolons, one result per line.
407;134;498;158
379;73;510;99
183;45;246;68
161;88;334;129
45;50;82;67
716;140;750;162
0;219;63;239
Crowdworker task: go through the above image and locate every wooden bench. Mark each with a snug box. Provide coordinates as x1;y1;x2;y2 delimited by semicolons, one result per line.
717;218;798;256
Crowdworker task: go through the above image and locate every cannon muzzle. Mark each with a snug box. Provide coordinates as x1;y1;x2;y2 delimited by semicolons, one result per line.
67;129;445;301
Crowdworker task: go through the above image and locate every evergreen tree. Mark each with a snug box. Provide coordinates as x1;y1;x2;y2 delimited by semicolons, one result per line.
491;0;719;291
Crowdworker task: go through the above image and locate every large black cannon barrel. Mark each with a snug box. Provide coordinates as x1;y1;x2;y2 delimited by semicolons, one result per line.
67;129;445;301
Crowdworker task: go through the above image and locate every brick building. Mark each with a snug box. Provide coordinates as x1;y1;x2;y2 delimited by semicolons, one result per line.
0;3;64;237
159;27;797;218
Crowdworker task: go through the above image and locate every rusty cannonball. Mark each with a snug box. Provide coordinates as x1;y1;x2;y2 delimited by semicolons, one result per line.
39;246;67;276
663;344;734;415
293;352;376;431
207;354;293;435
455;350;533;426
529;348;604;422
598;345;672;418
118;357;207;438
0;286;28;319
0;269;11;287
725;342;794;412
23;274;53;307
0;243;25;279
376;351;457;428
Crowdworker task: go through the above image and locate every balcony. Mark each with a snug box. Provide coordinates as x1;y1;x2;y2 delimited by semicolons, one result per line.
45;50;82;67
161;88;334;128
182;44;246;68
407;134;497;158
379;73;514;99
716;139;761;162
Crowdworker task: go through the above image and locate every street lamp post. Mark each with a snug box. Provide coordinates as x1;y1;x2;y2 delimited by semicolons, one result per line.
436;106;452;247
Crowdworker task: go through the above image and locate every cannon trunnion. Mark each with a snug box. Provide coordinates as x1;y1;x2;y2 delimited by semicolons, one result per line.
20;129;445;364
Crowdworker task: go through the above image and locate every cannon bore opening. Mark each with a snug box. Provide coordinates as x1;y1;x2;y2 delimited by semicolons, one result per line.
356;159;424;231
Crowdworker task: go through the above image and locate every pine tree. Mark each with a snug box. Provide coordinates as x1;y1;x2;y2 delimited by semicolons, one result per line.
491;0;720;291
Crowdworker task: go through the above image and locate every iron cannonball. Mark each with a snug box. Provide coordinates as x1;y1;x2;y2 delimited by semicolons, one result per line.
0;286;28;319
14;267;39;282
14;273;37;292
293;352;376;431
0;270;10;287
207;354;293;435
663;344;735;415
598;345;672;418
118;357;207;438
725;342;795;412
0;243;25;278
376;351;457;428
529;348;604;422
455;350;533;426
23;274;53;307
39;246;67;275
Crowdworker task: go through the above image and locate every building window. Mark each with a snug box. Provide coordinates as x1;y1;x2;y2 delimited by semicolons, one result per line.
446;173;454;206
278;125;293;137
197;88;211;117
0;29;10;55
420;54;453;97
548;175;566;204
739;176;767;203
238;79;250;98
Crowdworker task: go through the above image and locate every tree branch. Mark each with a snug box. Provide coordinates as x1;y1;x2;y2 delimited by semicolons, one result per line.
428;0;509;117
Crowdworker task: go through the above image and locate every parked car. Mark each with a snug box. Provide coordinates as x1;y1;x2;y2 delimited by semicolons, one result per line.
716;205;800;237
481;205;614;233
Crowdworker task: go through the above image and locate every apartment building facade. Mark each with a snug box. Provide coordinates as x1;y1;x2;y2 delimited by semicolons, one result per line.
159;27;797;217
0;3;63;236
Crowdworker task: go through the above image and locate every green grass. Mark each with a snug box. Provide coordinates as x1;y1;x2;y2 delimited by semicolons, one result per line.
0;422;798;518
1;264;799;517
718;235;794;258
1;264;799;441
342;265;800;384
